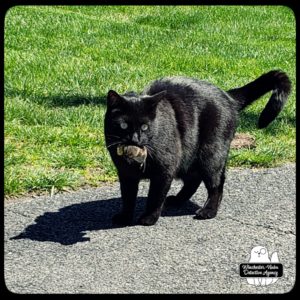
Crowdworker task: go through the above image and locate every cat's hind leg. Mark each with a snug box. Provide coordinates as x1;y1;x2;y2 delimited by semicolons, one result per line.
165;170;202;207
194;166;225;219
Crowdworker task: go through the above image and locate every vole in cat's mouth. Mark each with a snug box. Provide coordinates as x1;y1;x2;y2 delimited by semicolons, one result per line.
117;145;147;166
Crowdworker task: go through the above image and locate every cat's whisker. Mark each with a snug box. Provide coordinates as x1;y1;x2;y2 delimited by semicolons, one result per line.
144;145;154;158
146;148;153;160
144;144;165;166
106;134;121;139
144;144;156;153
107;141;121;149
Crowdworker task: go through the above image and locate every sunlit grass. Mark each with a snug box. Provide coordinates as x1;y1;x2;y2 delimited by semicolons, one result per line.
4;5;295;197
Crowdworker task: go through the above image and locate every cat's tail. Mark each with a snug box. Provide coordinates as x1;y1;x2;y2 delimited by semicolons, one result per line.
227;70;291;128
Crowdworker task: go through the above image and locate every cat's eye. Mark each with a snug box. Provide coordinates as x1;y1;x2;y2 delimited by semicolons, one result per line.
141;124;149;131
120;122;128;129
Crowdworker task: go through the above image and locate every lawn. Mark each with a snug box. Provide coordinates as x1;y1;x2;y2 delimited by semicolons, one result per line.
4;5;296;197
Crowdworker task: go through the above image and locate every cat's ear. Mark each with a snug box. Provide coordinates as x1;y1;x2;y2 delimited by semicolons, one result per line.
107;90;123;109
144;90;167;110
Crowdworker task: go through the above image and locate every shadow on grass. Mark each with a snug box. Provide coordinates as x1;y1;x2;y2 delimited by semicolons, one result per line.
238;111;296;133
6;88;107;107
40;94;107;107
11;197;200;245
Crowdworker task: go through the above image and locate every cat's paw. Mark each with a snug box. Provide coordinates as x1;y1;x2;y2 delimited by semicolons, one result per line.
165;195;185;207
193;207;217;220
137;214;159;226
112;212;133;226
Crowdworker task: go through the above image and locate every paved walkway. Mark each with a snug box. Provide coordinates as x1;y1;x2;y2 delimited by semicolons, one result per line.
4;164;295;293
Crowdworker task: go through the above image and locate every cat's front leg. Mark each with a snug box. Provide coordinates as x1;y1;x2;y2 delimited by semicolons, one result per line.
112;176;139;226
138;176;173;226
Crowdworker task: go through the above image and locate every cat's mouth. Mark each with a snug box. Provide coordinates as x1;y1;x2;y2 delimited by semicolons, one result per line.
117;144;147;158
116;144;148;172
123;141;143;147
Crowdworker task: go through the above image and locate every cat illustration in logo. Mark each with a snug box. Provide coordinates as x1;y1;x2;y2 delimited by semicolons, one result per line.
247;246;279;286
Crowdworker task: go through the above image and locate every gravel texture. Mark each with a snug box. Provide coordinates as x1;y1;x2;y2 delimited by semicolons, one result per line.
4;163;295;294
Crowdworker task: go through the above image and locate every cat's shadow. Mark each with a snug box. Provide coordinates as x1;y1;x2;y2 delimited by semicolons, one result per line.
11;197;200;245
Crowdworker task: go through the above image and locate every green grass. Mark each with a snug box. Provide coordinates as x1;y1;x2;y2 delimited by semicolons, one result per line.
4;5;296;197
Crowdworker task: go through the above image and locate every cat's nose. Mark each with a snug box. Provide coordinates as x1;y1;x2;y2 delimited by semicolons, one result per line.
131;132;139;144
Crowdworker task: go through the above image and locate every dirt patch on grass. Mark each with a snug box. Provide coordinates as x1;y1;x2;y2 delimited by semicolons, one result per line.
231;133;256;149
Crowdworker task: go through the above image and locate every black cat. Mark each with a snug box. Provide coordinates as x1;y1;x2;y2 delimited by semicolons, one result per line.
104;70;291;226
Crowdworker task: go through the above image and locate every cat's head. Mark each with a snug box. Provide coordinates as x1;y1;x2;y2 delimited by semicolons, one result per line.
104;89;166;148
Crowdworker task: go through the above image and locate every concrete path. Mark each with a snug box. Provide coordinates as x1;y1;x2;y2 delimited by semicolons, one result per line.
4;164;295;293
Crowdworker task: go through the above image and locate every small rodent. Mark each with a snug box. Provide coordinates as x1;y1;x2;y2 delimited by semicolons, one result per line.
117;145;147;164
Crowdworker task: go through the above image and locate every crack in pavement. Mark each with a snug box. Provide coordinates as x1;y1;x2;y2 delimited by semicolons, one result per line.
220;215;295;236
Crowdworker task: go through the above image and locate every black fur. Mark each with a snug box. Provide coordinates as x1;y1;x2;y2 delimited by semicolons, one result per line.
104;70;291;226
